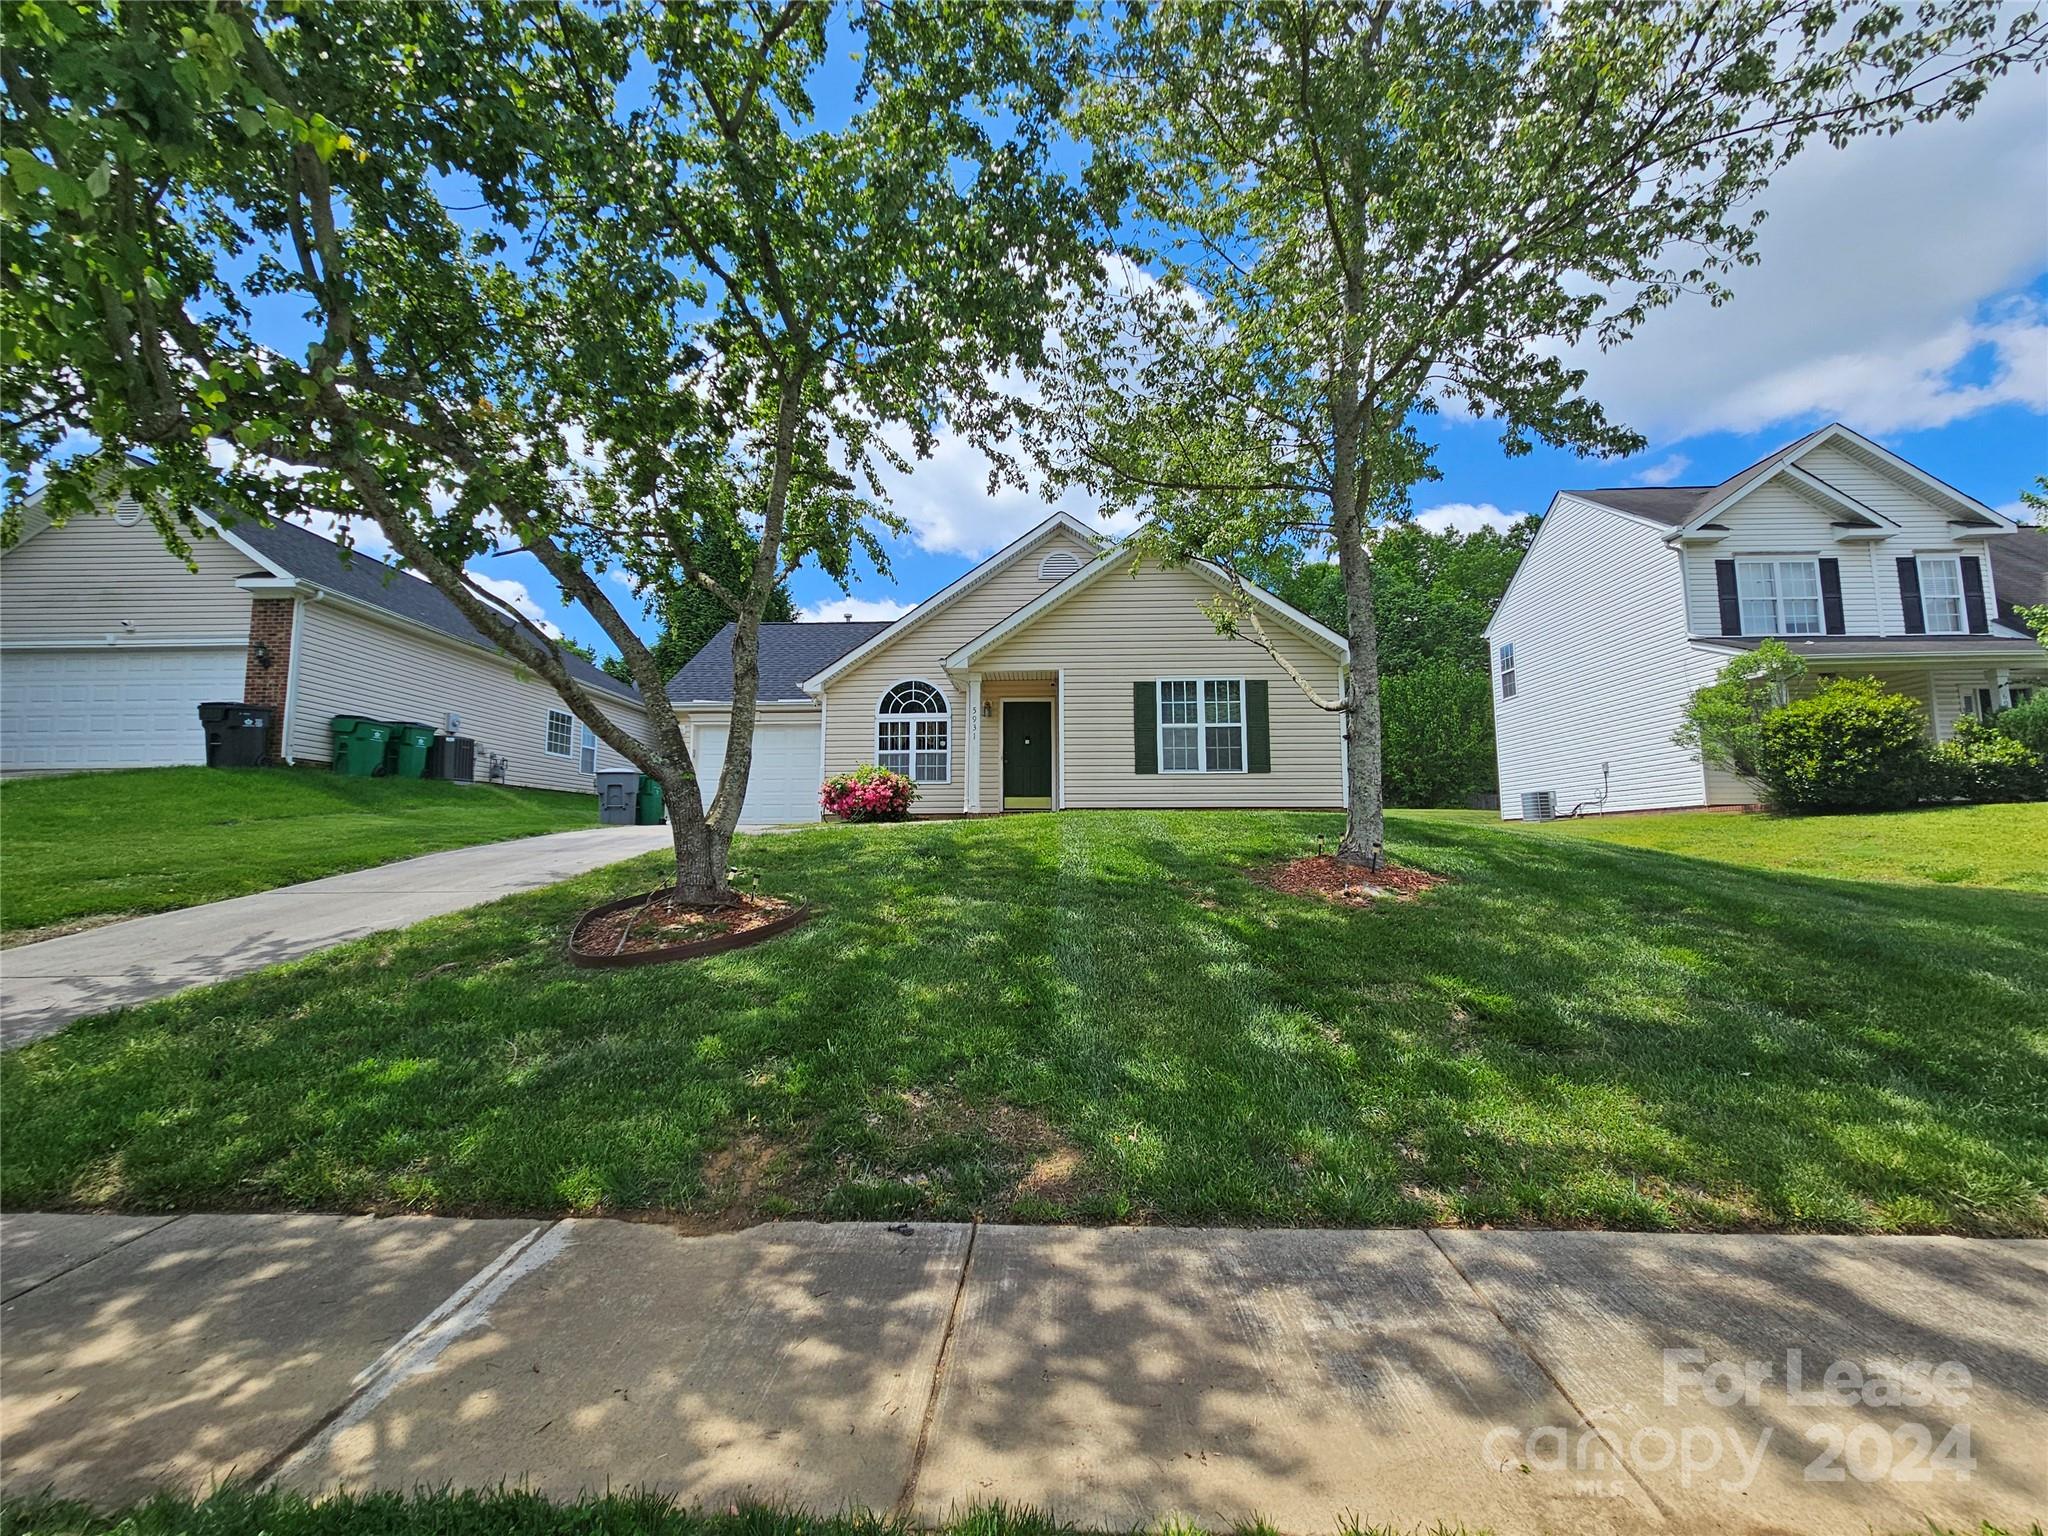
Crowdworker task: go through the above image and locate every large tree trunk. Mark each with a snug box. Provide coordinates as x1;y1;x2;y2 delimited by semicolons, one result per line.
1335;521;1387;869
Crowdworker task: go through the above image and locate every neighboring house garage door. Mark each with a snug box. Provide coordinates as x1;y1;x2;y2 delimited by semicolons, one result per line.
0;647;246;773
691;717;821;824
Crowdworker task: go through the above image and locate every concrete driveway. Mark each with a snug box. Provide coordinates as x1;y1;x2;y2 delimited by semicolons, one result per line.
0;823;673;1046
0;1214;2041;1531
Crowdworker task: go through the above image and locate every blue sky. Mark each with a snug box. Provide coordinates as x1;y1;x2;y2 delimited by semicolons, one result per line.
197;30;2048;656
486;48;2046;659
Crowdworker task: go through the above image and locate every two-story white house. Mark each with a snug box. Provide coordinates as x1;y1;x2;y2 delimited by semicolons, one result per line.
1485;423;2047;818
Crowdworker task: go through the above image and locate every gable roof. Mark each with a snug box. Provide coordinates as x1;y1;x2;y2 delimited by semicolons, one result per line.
666;621;892;704
945;547;1348;670
220;517;642;704
1566;424;2013;539
799;511;1105;693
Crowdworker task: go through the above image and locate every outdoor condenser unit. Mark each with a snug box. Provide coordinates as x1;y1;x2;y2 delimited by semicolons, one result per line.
1521;790;1557;822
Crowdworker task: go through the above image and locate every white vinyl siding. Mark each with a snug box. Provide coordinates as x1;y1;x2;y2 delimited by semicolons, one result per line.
820;526;1096;814
285;599;647;794
970;560;1342;808
1488;495;1715;816
0;512;255;646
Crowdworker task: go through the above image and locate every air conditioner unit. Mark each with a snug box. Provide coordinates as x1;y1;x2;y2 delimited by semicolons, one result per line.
1521;790;1556;822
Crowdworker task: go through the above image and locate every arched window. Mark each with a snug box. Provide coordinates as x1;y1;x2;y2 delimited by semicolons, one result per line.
877;680;950;783
1037;549;1082;582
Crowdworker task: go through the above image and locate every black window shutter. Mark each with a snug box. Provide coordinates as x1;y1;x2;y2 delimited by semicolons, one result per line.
1961;557;1989;633
1818;559;1845;634
1715;560;1742;635
1246;679;1271;773
1133;681;1157;774
1897;558;1925;634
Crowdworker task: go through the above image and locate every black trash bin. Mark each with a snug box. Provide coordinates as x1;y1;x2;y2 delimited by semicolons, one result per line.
197;702;275;768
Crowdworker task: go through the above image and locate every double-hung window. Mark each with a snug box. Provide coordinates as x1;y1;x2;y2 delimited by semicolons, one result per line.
1159;678;1245;773
545;709;573;758
579;724;598;775
876;680;950;783
1498;643;1517;699
1917;555;1966;634
1735;558;1823;635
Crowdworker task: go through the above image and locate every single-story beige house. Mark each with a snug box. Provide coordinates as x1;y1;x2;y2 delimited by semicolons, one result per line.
666;513;1351;823
0;497;648;789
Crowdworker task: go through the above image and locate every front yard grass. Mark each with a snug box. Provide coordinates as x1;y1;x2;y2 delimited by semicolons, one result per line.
1516;801;2048;891
0;766;598;939
2;809;2042;1234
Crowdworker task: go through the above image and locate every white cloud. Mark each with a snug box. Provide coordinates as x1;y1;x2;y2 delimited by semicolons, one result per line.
1411;501;1526;535
867;422;1132;559
1629;454;1692;486
466;570;562;638
797;595;918;624
291;507;398;565
1564;83;2048;441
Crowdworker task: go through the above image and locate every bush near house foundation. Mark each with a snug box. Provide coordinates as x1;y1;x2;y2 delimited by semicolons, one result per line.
1750;679;1934;813
1930;719;2048;805
820;763;917;822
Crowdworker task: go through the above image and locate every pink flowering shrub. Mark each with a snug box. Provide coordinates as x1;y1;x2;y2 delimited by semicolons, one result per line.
821;763;917;822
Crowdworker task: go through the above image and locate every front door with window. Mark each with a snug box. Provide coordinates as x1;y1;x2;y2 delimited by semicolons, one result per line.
1002;701;1053;809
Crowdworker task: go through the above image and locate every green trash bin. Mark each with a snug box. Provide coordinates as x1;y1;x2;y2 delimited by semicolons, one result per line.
635;773;665;825
329;715;393;776
385;721;437;780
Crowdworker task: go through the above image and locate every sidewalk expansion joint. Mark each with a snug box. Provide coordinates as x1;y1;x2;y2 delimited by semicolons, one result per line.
247;1219;570;1490
1424;1227;1675;1525
0;1214;182;1306
893;1214;980;1522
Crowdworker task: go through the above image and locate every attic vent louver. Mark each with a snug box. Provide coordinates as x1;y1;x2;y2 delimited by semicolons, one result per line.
1521;790;1556;822
112;496;145;527
1038;550;1082;582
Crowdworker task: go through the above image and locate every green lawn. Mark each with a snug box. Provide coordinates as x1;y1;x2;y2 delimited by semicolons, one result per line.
1514;802;2048;891
0;766;598;939
4;809;2042;1234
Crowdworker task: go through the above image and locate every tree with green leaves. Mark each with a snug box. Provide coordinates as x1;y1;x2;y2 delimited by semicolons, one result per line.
1038;0;2045;867
1676;638;1809;782
604;553;798;687
5;0;1107;900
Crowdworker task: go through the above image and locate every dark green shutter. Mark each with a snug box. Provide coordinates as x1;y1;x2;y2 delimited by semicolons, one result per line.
1133;681;1157;774
1246;679;1270;773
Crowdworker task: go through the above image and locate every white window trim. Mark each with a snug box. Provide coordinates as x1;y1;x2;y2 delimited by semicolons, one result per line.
578;723;598;775
1498;643;1516;700
544;709;574;758
1156;675;1248;775
1916;553;1968;635
875;678;951;785
1735;556;1825;637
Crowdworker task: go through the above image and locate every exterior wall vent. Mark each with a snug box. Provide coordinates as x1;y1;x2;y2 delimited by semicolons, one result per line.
1037;550;1082;582
1521;790;1556;822
112;496;145;527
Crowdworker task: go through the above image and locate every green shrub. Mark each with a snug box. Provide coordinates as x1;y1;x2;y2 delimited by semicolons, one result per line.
1990;695;2048;757
1930;719;2048;804
1752;677;1931;812
1675;638;1807;779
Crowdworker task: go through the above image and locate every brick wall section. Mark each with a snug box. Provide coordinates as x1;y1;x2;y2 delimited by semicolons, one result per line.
243;597;295;760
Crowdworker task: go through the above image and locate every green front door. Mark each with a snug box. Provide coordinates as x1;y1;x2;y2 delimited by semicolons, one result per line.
1002;700;1053;808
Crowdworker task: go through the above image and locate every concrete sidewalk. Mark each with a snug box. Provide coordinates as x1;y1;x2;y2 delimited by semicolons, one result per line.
1;1214;2040;1532
0;823;674;1045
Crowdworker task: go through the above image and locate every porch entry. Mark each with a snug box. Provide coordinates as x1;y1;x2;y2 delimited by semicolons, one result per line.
1001;699;1053;809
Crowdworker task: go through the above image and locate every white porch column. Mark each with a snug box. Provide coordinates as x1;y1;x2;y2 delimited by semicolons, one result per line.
965;672;983;812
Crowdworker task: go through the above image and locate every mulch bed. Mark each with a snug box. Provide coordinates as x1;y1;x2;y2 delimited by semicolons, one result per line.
1251;854;1449;907
570;889;810;966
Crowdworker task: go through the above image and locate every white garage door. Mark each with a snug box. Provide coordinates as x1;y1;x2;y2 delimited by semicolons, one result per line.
692;716;822;824
0;647;247;772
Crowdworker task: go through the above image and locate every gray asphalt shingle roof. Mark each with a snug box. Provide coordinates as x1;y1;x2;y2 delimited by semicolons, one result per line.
665;620;894;703
227;518;641;703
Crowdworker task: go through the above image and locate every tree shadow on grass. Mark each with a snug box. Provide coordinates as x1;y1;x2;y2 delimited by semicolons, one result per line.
1;812;2041;1234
